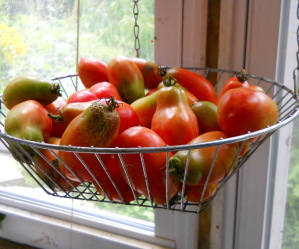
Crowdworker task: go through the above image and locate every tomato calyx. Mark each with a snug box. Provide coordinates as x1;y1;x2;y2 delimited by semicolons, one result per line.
168;156;184;182
236;69;248;83
104;96;121;111
162;75;178;87
158;65;167;77
51;83;62;97
48;108;63;123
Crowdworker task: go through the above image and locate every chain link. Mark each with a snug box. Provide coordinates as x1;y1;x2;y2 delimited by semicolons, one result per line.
133;0;140;58
294;0;299;95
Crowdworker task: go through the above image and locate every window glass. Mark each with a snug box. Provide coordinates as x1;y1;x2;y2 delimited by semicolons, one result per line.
282;118;299;248
0;0;154;223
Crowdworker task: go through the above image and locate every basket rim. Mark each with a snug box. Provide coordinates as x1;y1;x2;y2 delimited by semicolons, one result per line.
1;68;299;154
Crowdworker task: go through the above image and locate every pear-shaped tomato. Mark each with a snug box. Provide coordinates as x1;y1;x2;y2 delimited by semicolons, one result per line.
130;90;158;128
58;102;120;182
151;86;199;146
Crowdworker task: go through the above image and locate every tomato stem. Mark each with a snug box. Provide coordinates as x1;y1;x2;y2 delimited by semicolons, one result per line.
105;96;120;111
168;156;184;182
51;83;62;96
48;109;63;123
163;75;178;87
236;69;248;83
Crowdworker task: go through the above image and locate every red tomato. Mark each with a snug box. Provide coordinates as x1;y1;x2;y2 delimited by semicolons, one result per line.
151;86;199;146
169;131;239;186
217;87;279;137
145;88;158;96
131;57;163;89
89;82;123;101
35;137;80;191
44;96;67;137
78;57;109;88
66;89;98;104
114;126;179;205
92;155;139;203
216;69;250;104
98;98;140;134
164;68;217;103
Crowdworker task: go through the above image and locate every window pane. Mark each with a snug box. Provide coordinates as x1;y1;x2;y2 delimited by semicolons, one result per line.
0;0;154;223
282;117;299;248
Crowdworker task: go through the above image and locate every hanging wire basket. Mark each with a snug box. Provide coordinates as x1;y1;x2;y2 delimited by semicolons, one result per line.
0;68;298;214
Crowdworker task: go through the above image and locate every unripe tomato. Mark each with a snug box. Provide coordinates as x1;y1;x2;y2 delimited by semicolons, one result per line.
3;75;61;109
191;101;221;133
58;102;120;182
169;131;239;186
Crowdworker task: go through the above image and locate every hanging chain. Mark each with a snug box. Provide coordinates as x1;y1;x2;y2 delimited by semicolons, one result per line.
133;0;140;58
294;0;299;95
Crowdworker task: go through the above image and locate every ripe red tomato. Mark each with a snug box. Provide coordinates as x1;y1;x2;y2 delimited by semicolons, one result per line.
44;96;67;137
78;57;109;88
151;86;199;146
169;131;239;186
216;69;250;104
114;126;179;205
35;137;80;191
217;87;279;137
92;155;140;203
89;81;123;101
98;98;140;134
66;89;98;104
164;68;217;103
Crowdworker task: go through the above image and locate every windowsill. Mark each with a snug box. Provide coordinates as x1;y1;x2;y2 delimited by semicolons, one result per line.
0;153;175;249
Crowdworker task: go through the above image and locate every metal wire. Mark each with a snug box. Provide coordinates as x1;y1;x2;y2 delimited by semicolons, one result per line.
133;0;140;58
0;68;299;214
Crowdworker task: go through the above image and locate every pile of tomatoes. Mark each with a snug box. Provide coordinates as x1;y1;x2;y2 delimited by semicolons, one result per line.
2;55;279;205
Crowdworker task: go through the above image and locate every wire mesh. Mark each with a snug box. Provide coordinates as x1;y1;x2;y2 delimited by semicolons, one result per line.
0;68;298;214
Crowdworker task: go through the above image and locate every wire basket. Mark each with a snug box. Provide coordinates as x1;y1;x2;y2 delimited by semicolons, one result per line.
0;68;298;214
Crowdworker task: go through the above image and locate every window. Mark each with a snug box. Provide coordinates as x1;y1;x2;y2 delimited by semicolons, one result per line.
0;0;298;249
